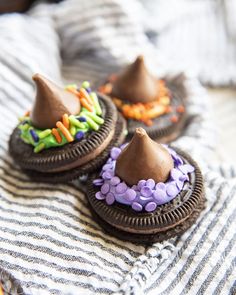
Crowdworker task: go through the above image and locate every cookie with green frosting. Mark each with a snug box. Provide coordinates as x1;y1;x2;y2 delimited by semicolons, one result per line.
9;74;127;182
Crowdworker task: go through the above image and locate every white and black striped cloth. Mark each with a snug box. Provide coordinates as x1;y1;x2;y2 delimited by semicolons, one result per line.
0;1;235;294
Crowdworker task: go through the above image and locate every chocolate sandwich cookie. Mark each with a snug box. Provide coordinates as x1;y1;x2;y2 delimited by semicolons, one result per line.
99;56;186;143
87;128;205;244
9;74;126;182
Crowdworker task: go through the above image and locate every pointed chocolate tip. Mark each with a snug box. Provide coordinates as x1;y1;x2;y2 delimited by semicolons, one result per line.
32;73;56;87
32;73;40;81
111;56;159;103
30;73;81;129
115;128;174;185
32;73;52;91
135;55;144;64
134;127;147;137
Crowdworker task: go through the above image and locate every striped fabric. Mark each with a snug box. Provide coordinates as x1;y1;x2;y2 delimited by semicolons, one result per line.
0;0;235;294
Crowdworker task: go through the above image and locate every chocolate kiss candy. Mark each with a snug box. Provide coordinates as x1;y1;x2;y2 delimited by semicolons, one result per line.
115;128;174;185
30;73;81;129
111;55;159;103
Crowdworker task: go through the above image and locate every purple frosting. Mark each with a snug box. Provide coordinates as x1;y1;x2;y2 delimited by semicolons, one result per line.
93;145;194;212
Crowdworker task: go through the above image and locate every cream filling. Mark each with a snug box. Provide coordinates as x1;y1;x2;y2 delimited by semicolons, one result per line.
45;127;115;173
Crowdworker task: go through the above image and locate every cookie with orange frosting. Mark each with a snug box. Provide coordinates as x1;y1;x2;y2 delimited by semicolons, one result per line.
9;74;126;182
99;56;186;143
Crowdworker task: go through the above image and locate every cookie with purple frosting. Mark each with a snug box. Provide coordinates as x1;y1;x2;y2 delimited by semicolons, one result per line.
87;128;205;243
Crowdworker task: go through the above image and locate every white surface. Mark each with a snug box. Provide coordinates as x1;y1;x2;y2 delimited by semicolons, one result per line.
207;88;236;165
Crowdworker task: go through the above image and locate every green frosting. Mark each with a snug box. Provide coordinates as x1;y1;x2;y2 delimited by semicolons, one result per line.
18;102;104;153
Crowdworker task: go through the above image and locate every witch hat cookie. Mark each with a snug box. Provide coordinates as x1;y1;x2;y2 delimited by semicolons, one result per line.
99;55;186;142
87;128;205;243
9;74;127;182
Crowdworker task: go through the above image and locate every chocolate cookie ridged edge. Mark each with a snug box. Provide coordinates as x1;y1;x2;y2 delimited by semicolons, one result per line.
22;113;126;183
9;94;116;171
9;94;127;182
